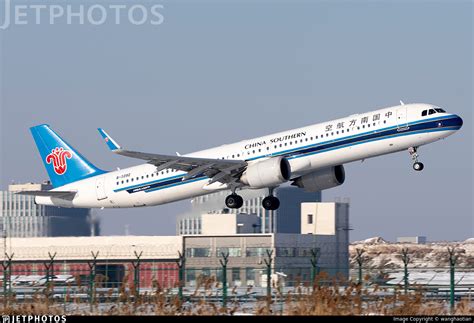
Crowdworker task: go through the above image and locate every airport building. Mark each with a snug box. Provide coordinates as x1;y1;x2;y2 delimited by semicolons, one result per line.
0;182;349;289
2;232;347;288
177;187;321;235
0;183;99;238
397;236;427;244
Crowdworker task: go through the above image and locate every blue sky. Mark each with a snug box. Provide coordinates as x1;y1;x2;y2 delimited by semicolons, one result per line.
1;0;472;241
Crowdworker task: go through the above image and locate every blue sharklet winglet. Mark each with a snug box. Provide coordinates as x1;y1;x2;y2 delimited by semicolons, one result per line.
98;128;122;151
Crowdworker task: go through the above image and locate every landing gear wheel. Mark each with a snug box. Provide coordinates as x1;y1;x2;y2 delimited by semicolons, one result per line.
262;196;280;211
413;162;424;171
408;147;424;172
225;194;243;209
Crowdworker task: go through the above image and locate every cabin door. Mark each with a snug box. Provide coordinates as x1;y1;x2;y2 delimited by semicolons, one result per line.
96;177;108;201
396;107;408;129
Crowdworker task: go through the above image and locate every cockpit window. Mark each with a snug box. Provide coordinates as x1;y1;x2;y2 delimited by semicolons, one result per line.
435;108;446;113
421;110;427;117
428;109;436;115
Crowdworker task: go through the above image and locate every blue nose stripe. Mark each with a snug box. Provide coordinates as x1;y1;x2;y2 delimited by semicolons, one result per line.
454;115;463;128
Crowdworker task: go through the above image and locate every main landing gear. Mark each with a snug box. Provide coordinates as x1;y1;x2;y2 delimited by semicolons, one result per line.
262;195;280;211
408;147;424;172
224;188;281;210
262;187;280;211
225;193;243;209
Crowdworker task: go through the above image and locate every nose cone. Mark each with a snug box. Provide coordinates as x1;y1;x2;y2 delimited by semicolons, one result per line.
454;115;463;129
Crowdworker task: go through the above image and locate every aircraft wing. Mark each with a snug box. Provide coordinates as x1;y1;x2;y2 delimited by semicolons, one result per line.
15;191;77;198
98;128;247;185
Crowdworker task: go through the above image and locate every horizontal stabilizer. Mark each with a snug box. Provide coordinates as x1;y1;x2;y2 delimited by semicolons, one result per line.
15;190;77;199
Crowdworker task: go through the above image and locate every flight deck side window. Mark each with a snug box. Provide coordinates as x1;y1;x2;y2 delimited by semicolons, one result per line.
435;108;446;113
429;109;436;115
422;110;427;117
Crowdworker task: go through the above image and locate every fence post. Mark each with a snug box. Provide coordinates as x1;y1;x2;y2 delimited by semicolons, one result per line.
88;251;99;310
355;248;365;285
219;252;229;308
176;251;185;302
310;248;320;289
447;247;458;312
2;253;14;305
264;249;273;302
132;251;143;300
43;252;57;301
401;248;410;295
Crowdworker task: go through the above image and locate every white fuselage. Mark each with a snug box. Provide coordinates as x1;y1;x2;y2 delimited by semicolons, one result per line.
36;103;463;208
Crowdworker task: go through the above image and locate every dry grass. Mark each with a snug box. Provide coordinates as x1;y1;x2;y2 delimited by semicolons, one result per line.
1;273;472;316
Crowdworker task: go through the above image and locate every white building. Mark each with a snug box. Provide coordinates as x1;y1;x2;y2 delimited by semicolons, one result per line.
200;213;260;235
0;183;98;237
300;202;350;273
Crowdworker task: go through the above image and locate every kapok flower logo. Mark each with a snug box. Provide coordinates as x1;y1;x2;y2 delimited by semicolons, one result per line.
46;147;72;175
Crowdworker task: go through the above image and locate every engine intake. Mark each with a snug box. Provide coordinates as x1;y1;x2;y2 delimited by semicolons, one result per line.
240;157;291;188
291;165;345;192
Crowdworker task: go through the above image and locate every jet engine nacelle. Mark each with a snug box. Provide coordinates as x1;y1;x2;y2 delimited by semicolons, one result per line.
291;165;345;192
240;157;291;189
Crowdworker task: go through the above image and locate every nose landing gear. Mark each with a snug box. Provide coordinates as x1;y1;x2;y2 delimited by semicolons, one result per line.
408;147;424;171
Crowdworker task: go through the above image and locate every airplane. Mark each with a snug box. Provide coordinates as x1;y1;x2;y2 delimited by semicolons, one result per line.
19;103;463;210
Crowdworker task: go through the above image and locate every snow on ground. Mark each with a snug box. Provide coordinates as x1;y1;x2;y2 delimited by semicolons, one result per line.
349;238;474;269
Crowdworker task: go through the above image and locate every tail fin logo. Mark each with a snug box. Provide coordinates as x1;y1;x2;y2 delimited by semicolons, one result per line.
46;147;72;175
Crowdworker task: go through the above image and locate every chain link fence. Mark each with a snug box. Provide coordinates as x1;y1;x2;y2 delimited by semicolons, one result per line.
0;247;472;314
